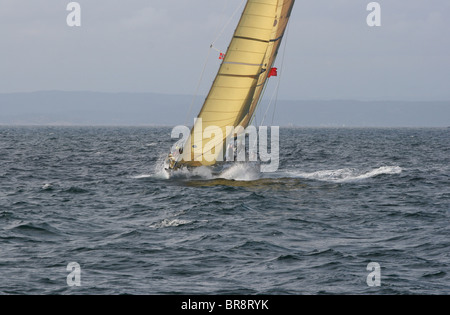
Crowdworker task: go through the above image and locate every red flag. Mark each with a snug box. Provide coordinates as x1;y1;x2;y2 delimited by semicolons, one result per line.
268;67;278;78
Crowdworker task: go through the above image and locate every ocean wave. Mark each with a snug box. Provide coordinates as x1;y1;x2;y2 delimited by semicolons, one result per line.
6;221;61;237
288;166;402;183
63;186;90;194
149;219;193;229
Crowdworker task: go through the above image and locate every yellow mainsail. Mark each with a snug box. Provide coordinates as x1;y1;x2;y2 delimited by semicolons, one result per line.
178;0;295;167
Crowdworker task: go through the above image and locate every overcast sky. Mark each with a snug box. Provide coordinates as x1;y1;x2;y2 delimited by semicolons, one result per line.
1;0;449;101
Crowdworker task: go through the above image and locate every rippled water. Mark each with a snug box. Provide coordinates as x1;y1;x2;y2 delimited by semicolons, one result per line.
0;126;448;294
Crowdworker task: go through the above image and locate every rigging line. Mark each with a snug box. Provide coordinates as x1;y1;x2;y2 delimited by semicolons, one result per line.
260;22;291;126
183;0;244;127
271;23;291;125
211;0;247;48
183;47;212;127
268;74;281;125
251;78;270;127
182;1;228;127
209;0;230;52
260;76;279;126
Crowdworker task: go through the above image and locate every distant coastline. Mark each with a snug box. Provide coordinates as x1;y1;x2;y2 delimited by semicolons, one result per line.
1;91;449;127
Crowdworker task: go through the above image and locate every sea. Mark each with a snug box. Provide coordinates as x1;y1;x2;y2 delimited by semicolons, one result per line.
0;126;448;295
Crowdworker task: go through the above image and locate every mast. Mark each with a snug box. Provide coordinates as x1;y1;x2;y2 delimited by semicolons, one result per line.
179;0;295;167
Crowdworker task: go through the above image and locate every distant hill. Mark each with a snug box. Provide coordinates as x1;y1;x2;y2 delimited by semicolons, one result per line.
274;99;450;127
0;91;191;126
0;91;449;127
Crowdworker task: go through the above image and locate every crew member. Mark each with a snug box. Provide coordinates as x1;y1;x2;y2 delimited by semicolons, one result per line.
168;153;176;169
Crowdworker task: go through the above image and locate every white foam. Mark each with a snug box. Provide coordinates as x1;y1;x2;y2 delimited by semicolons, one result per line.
190;166;214;179
289;166;402;183
130;152;173;180
353;166;402;180
150;219;192;229
41;183;53;190
166;165;214;180
146;150;262;181
150;153;172;179
131;174;153;179
139;152;401;184
218;163;261;181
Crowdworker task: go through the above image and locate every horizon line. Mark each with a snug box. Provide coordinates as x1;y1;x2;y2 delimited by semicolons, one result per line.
1;90;449;103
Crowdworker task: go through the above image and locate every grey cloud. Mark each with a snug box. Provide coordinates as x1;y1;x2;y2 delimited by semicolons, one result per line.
0;0;449;101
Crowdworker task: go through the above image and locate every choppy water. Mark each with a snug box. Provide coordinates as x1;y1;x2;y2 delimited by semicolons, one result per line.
0;126;449;294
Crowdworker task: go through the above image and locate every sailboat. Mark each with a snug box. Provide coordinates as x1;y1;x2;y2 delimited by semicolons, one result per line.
165;0;295;173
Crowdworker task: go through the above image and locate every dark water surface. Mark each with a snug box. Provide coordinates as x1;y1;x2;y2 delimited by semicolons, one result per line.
0;126;448;294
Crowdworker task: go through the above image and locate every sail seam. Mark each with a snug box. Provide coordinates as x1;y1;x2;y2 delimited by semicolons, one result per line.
233;35;270;43
227;50;266;55
223;61;263;67
238;25;273;31
218;73;258;78
269;35;283;42
243;13;275;18
200;118;237;124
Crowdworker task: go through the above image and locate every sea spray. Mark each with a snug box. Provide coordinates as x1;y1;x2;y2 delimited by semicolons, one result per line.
289;166;402;183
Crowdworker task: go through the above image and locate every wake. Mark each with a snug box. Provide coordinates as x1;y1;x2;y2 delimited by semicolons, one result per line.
166;163;261;181
286;166;402;183
133;154;401;183
133;154;262;182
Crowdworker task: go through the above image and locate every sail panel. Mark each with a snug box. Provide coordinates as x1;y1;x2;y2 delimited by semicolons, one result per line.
235;2;277;41
236;0;295;128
